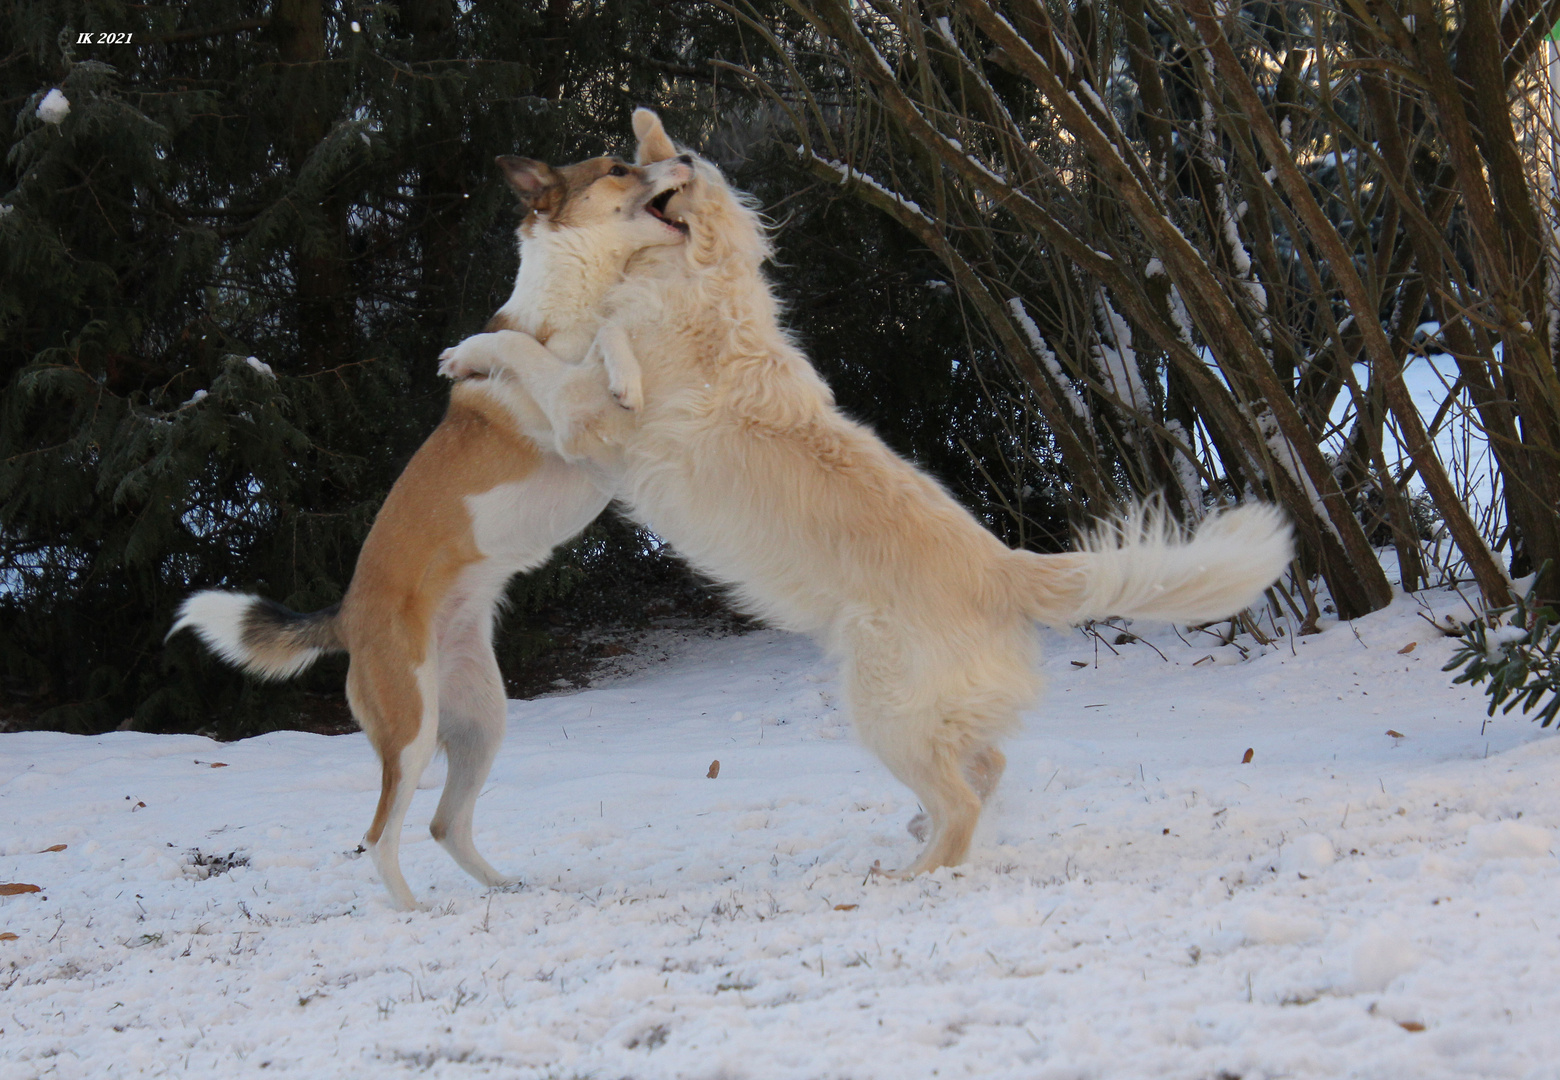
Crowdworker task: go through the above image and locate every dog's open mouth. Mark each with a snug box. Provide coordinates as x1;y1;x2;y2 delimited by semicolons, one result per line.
645;185;689;234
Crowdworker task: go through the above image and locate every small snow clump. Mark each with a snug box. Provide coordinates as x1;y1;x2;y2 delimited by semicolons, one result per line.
1351;927;1420;992
1279;832;1336;876
1242;909;1324;946
36;88;70;124
1467;820;1552;861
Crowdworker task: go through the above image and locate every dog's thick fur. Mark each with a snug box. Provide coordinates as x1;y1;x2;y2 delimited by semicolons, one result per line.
170;150;692;910
440;110;1295;877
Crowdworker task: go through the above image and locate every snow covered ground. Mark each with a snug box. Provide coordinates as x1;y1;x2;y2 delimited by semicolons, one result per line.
3;585;1557;1079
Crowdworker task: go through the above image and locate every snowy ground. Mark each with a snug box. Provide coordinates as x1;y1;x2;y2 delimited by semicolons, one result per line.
3;585;1557;1079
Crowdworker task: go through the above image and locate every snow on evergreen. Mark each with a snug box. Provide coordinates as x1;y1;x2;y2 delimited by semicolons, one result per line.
2;588;1556;1078
35;88;69;124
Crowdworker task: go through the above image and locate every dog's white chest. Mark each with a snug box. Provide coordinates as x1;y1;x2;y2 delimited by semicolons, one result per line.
463;458;610;570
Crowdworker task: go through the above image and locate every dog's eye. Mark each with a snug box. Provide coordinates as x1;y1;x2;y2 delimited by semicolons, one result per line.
608;164;629;177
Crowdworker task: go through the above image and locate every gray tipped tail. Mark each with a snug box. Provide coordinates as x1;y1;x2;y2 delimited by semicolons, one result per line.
169;590;344;680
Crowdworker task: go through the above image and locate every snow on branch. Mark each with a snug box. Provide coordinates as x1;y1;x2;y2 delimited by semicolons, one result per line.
808;154;933;226
1147;259;1197;347
1092;288;1150;416
1257;408;1340;542
1008;298;1089;420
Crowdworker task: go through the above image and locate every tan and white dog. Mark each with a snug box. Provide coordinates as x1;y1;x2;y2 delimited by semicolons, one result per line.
170;148;694;910
440;110;1295;877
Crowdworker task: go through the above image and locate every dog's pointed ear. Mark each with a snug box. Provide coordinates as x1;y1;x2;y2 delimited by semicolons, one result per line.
632;108;677;165
497;156;563;213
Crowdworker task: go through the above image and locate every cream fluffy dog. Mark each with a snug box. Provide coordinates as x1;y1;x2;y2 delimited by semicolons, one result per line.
440;110;1294;877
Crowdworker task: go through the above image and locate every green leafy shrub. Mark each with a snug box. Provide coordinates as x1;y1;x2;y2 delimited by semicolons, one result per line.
1445;567;1560;728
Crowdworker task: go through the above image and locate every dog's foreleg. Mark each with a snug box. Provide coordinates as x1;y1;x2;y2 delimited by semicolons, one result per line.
439;330;561;383
440;331;628;462
514;323;644;458
594;323;643;412
535;352;637;462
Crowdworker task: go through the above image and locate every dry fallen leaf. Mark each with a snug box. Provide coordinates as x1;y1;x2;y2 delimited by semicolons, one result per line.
1386;729;1405;739
706;760;720;779
1398;1020;1426;1032
0;883;41;896
38;844;66;853
1398;642;1417;654
833;903;858;911
0;932;18;942
210;762;228;768
1241;748;1255;764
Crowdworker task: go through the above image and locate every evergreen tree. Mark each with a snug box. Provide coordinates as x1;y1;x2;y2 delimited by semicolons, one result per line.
1;1;1067;737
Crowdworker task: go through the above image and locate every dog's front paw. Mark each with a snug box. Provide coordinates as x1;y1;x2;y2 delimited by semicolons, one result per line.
607;365;642;411
438;345;488;381
609;380;642;412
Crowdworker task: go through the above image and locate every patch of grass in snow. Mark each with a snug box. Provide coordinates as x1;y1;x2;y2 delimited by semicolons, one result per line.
382;1044;594;1077
184;849;249;879
626;1022;670;1050
379;1047;488;1069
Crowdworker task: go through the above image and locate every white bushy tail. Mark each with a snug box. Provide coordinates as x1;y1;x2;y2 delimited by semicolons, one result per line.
1011;503;1293;628
168;591;344;680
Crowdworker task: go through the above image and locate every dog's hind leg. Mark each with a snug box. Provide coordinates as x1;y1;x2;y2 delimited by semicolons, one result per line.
968;745;1007;801
429;608;515;889
880;730;983;877
906;744;1007;843
847;617;1032;874
354;651;440;911
844;631;984;876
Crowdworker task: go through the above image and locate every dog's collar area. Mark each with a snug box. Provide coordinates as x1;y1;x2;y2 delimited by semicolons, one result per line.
645;186;689;233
